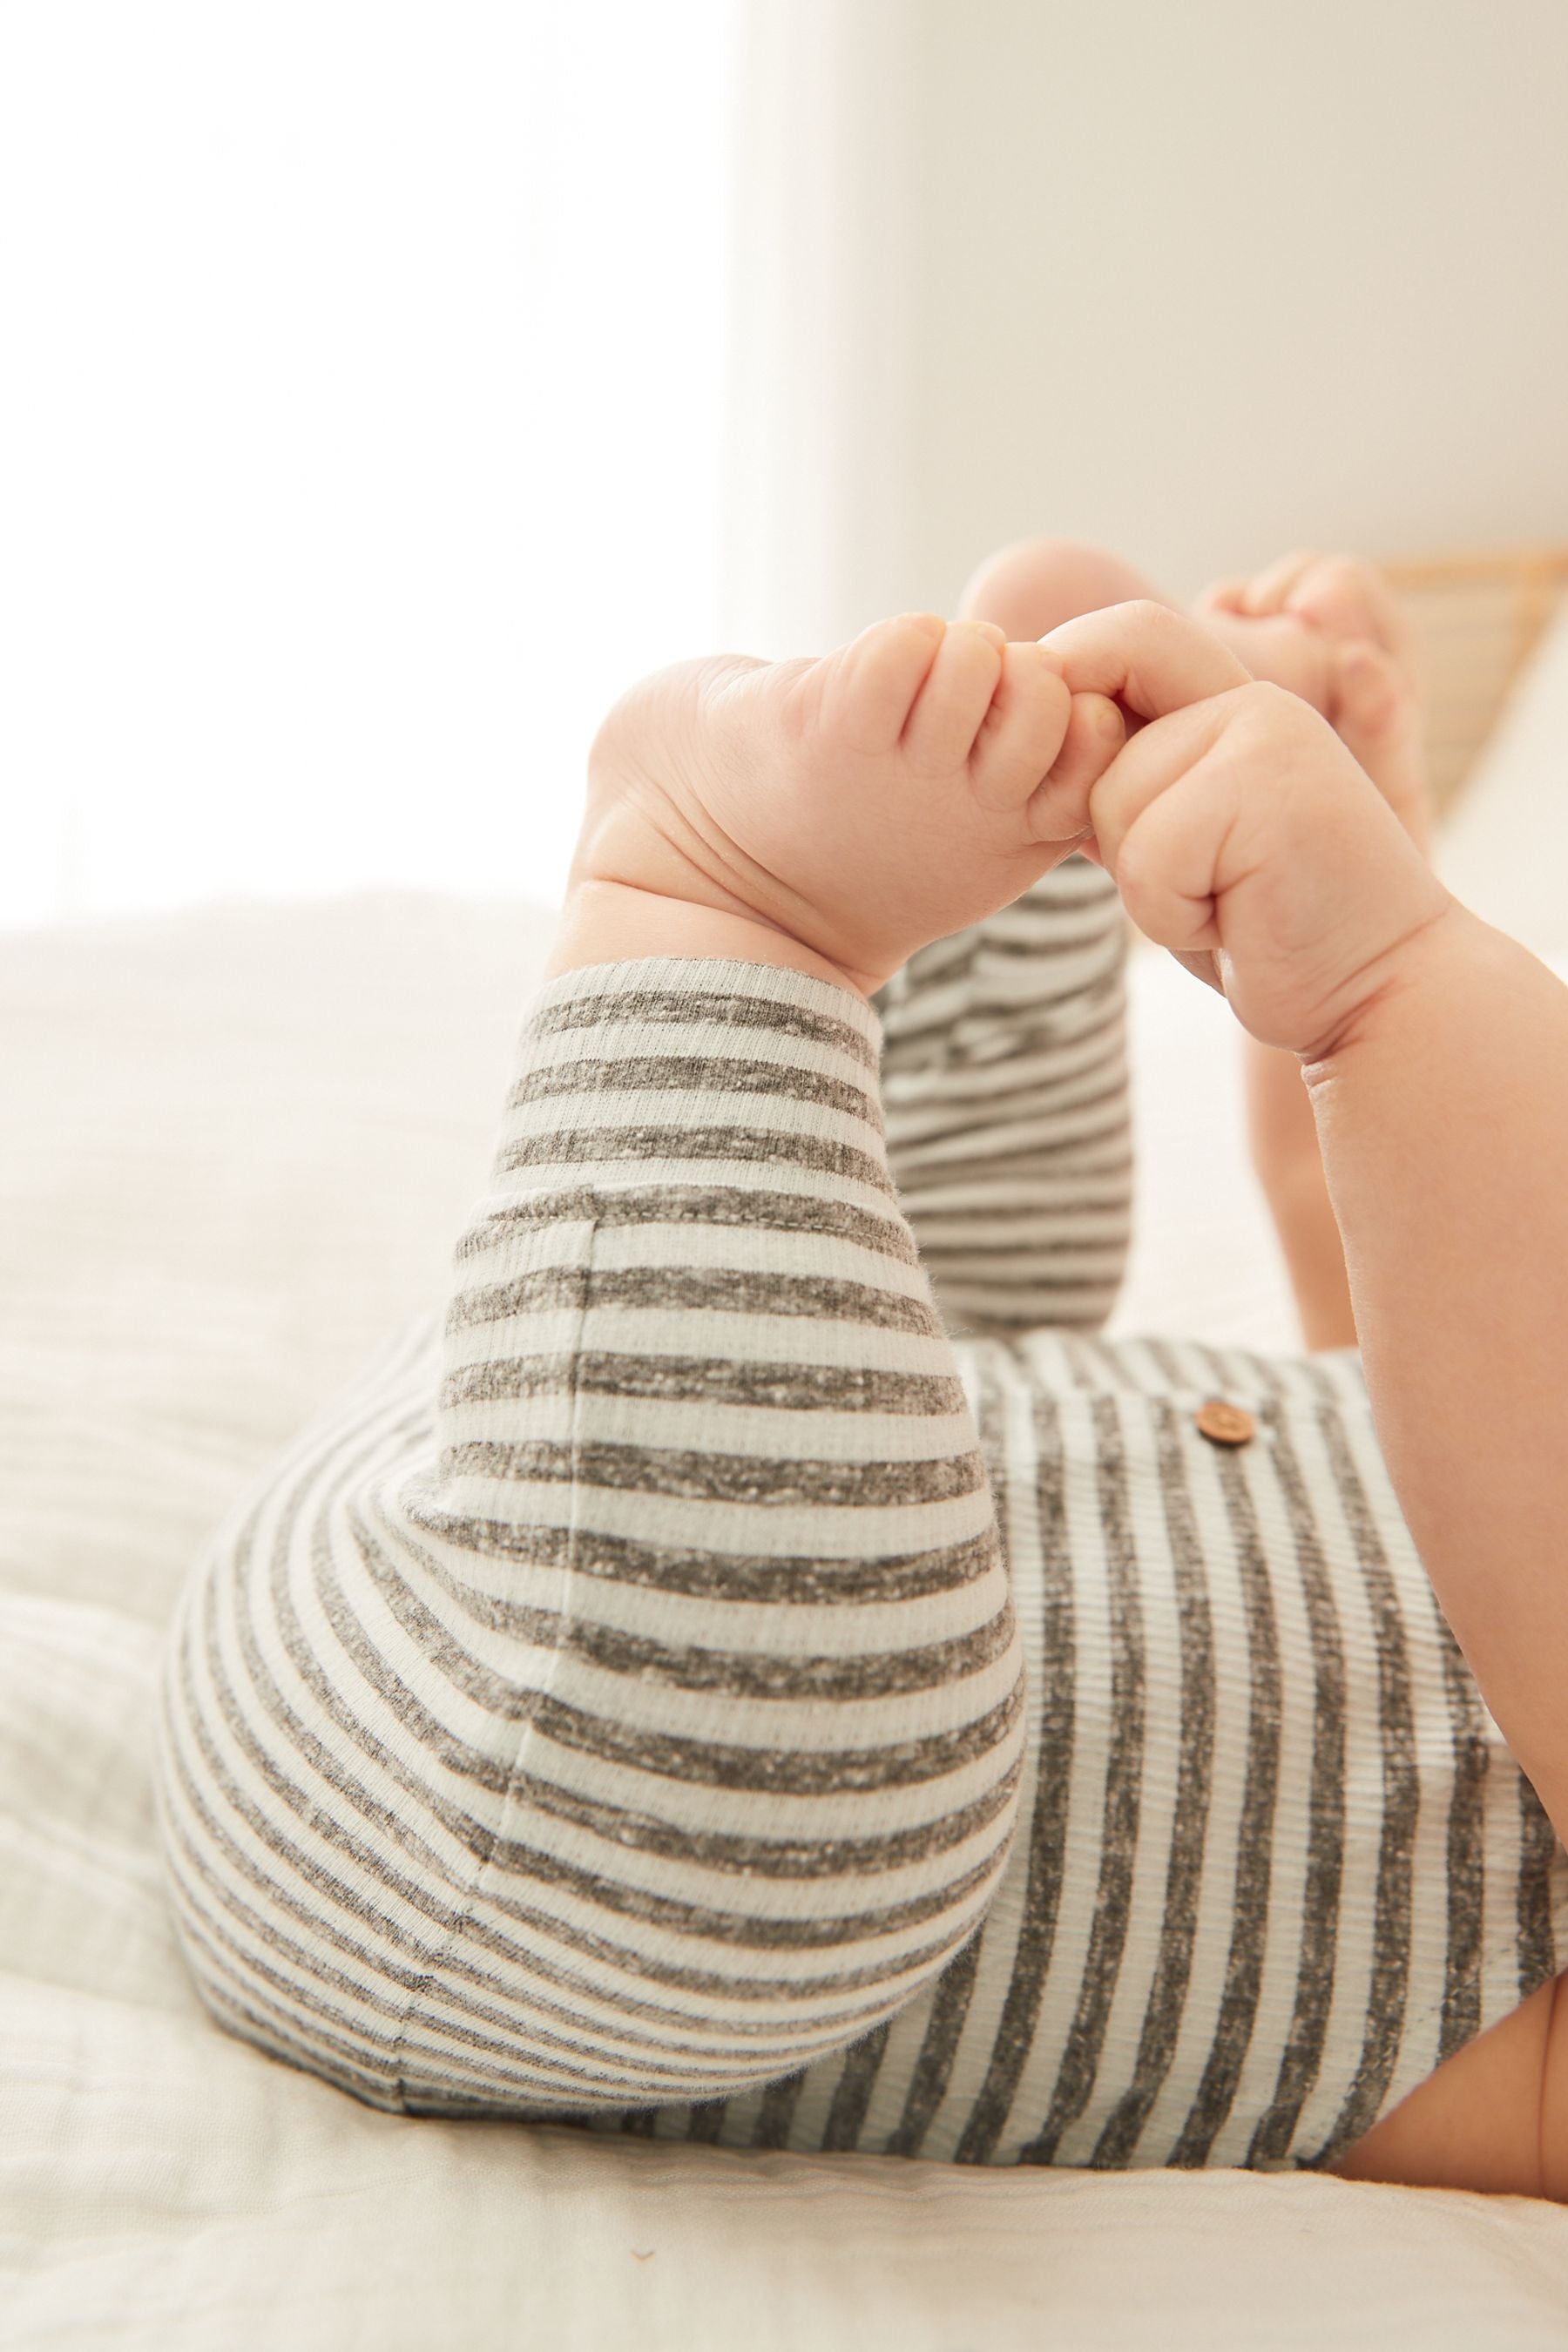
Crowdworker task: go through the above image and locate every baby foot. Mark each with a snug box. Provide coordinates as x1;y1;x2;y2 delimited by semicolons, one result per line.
556;614;1125;995
1193;553;1432;855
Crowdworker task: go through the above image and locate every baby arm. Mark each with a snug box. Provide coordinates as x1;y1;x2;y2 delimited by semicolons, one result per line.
1051;599;1568;1851
1199;552;1432;1352
1301;917;1568;1839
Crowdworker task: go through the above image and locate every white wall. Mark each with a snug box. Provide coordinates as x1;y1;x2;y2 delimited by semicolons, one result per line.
9;1;1565;924
903;0;1568;609
731;0;1568;652
0;3;736;925
720;0;919;655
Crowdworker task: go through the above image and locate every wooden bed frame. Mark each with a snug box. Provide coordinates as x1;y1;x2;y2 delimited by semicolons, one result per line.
1379;544;1568;815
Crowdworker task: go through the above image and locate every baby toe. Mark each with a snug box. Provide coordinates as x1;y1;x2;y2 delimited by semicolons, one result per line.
1026;692;1125;842
1329;640;1409;740
967;640;1071;810
899;618;1005;772
1288;557;1417;672
1239;549;1321;615
1193;576;1253;619
821;612;948;753
1288;558;1376;636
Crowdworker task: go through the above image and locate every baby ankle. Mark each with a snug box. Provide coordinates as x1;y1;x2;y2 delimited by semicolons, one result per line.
544;880;867;997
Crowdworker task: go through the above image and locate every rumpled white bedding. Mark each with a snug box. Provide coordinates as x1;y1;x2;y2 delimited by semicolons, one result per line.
4;887;1568;2352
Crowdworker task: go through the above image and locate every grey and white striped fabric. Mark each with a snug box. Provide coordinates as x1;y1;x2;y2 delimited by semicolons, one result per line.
875;855;1133;1337
152;860;1568;2174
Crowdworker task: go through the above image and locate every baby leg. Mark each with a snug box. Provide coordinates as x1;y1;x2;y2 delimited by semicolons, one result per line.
152;630;1045;2122
874;542;1161;1340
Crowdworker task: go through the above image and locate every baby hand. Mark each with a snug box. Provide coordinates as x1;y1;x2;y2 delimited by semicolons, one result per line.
1044;602;1456;1060
1193;552;1431;855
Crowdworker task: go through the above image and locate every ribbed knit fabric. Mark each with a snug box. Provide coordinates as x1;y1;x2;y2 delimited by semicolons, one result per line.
152;859;1568;2173
875;855;1132;1336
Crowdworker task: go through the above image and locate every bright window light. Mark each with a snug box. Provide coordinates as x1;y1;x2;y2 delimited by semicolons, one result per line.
0;3;738;926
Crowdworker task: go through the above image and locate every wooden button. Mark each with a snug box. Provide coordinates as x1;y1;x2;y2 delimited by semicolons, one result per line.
1194;1398;1256;1447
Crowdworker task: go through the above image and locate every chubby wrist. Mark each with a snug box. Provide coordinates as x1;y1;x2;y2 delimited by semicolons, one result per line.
1299;899;1490;1082
544;879;868;998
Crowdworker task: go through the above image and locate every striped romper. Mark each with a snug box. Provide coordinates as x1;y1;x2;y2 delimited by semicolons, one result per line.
152;856;1568;2174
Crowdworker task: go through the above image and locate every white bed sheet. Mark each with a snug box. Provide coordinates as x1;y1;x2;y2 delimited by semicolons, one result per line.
3;889;1568;2352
